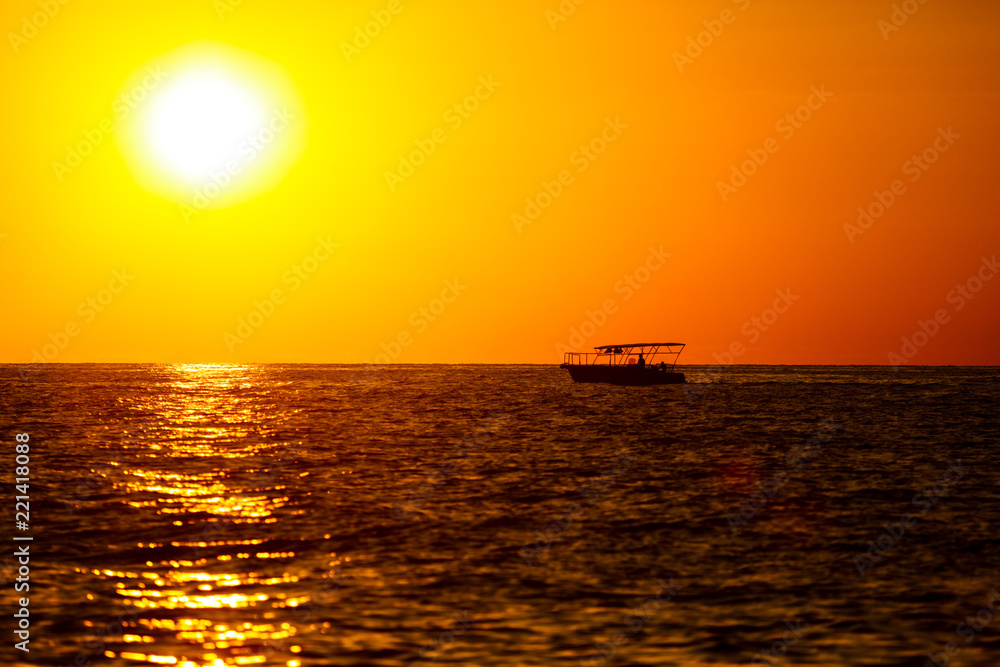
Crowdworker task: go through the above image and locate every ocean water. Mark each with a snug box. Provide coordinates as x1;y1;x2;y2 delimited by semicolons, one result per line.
0;364;998;667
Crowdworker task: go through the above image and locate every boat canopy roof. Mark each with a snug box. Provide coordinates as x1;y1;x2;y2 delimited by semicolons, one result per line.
594;343;684;351
564;342;685;368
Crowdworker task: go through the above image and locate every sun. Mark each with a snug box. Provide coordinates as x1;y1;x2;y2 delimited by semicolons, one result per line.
115;41;307;213
146;69;270;182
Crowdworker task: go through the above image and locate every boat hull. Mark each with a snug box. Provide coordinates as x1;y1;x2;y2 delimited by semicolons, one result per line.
560;364;686;385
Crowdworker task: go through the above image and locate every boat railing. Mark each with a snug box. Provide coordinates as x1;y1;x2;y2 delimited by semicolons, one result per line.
562;351;680;368
563;352;608;365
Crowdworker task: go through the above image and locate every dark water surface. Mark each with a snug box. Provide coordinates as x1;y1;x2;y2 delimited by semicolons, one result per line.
1;364;998;667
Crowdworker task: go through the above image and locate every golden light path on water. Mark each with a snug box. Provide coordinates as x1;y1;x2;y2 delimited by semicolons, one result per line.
79;364;336;667
10;363;995;665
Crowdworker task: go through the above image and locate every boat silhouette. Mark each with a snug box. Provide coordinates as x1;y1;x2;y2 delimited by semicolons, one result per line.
560;343;686;385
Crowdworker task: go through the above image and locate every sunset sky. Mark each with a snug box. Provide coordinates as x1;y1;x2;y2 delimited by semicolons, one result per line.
2;0;998;365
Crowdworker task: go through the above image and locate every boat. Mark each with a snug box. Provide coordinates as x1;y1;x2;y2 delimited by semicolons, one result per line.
560;342;686;385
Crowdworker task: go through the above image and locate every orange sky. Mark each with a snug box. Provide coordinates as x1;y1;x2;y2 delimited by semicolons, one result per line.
2;0;998;365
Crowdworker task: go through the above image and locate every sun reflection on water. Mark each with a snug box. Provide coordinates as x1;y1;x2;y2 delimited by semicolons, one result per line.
90;364;313;667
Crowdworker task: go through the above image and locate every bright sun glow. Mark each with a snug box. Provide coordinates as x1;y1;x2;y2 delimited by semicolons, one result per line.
115;41;307;213
145;70;269;182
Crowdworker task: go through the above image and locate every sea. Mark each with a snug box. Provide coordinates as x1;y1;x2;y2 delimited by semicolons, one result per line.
0;364;998;667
